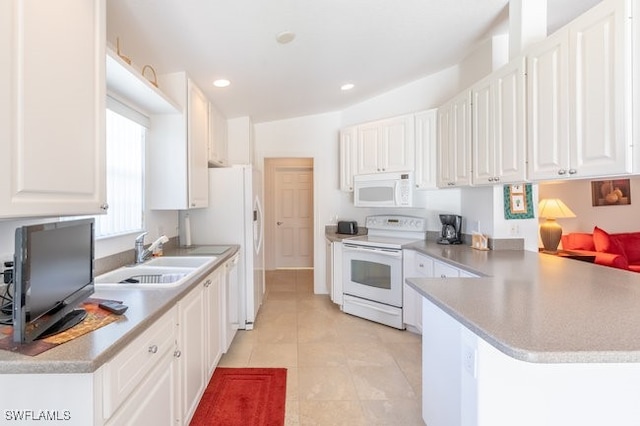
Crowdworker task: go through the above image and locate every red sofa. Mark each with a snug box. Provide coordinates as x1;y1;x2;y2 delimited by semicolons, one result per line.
561;227;640;272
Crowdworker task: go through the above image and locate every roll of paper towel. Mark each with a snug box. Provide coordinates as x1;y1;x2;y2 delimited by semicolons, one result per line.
184;214;192;247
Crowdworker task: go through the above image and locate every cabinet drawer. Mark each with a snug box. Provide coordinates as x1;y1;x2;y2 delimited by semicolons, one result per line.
414;253;434;276
103;307;178;419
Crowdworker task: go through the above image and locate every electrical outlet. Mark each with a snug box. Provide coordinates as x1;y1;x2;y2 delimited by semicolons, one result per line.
462;345;476;377
509;223;520;236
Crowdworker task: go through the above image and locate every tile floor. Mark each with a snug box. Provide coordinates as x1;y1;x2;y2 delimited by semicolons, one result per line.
218;269;425;425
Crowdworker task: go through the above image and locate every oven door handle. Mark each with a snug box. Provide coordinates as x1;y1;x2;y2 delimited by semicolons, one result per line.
343;244;402;258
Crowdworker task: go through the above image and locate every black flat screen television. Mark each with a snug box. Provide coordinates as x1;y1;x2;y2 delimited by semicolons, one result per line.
13;219;95;343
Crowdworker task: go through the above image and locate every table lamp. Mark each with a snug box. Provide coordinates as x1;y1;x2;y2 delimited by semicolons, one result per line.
538;198;576;254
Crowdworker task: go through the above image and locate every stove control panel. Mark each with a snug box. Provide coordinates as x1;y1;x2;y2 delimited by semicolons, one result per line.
365;215;427;232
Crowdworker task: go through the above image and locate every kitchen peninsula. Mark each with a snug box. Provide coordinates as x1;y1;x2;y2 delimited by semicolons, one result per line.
405;241;640;426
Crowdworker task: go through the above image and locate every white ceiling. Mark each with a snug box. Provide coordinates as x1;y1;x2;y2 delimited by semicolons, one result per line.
107;0;600;123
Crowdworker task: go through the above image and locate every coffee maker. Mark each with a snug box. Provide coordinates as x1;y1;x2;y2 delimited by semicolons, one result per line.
438;214;462;245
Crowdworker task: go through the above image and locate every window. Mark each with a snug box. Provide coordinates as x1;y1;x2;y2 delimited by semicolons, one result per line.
93;98;147;238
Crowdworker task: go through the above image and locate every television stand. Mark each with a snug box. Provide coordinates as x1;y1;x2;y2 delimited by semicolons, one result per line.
37;309;88;340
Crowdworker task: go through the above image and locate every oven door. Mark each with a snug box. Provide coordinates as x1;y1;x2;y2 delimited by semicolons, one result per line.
342;243;403;307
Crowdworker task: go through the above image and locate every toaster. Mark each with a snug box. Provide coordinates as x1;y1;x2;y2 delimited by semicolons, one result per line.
337;221;358;235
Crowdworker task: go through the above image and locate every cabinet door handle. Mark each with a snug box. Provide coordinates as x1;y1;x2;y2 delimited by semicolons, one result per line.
204;279;212;287
557;169;567;175
174;350;182;358
440;274;447;278
148;345;158;354
568;169;577;175
277;221;284;225
100;203;109;211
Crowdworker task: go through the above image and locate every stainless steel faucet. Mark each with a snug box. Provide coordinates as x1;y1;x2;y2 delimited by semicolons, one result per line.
134;232;169;264
134;232;148;264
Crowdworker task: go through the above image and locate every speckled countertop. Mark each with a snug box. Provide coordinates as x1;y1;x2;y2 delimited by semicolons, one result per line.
0;245;239;374
404;241;640;364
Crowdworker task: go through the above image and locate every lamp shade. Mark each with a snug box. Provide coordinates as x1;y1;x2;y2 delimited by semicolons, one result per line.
538;198;576;219
538;198;576;253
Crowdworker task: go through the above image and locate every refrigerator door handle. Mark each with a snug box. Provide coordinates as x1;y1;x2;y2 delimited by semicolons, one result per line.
253;195;264;254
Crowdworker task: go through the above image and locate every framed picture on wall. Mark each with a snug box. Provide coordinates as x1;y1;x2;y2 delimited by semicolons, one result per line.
504;184;534;219
591;179;631;206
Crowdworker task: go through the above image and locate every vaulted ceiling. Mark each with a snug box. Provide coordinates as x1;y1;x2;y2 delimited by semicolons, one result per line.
107;0;601;123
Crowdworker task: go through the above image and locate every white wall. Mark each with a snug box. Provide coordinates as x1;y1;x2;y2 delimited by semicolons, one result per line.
254;111;341;294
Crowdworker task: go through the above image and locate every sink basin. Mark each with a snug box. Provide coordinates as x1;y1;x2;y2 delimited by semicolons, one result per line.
95;256;217;288
144;256;215;268
95;266;196;288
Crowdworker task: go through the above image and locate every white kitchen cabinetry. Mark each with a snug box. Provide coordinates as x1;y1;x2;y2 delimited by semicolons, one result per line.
149;72;209;209
178;280;207;425
414;109;439;189
208;102;228;167
0;0;107;218
103;307;179;425
356;115;415;174
204;268;224;379
472;58;527;185
403;250;434;332
339;127;358;191
326;239;344;305
437;91;472;188
527;0;632;181
403;250;478;333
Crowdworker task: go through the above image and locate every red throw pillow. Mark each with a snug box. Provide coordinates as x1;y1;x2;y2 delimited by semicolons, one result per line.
593;226;628;259
561;233;595;251
615;233;640;264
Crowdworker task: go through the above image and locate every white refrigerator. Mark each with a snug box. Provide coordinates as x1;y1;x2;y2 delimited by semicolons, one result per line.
182;165;265;330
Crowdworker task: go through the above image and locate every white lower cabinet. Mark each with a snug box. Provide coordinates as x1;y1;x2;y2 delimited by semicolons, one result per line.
104;347;178;426
403;250;478;333
178;283;207;425
204;268;224;377
103;306;179;422
403;250;434;332
102;264;227;426
326;240;343;306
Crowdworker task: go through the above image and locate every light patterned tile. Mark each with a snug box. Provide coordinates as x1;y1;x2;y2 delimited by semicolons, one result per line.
248;342;298;367
350;365;417;400
299;400;367;426
297;366;359;401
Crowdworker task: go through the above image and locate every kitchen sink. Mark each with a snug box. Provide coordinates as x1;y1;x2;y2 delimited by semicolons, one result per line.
144;256;215;268
95;266;195;287
95;256;216;288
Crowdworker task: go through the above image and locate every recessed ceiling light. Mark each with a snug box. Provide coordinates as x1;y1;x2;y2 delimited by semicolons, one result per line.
213;79;231;88
341;83;355;91
276;31;296;44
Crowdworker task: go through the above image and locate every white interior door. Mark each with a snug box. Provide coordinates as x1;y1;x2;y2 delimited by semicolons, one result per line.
275;167;313;268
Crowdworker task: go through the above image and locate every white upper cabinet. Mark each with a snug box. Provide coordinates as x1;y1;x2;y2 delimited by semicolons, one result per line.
148;72;209;209
528;0;632;181
356;115;415;174
208;102;228;167
437;91;472;188
472;58;527;185
339;126;357;191
414;109;438;190
0;0;107;218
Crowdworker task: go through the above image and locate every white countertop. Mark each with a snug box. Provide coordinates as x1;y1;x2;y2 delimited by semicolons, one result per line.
405;241;640;363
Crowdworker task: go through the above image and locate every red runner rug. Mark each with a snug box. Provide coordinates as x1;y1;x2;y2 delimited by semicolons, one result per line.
191;367;287;426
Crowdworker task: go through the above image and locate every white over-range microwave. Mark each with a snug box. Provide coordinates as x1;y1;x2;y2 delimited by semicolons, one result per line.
353;171;414;208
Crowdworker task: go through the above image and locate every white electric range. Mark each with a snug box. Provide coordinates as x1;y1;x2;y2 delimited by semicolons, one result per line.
341;215;427;329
